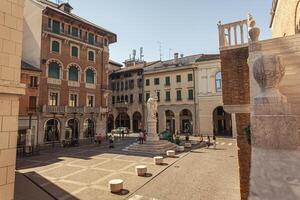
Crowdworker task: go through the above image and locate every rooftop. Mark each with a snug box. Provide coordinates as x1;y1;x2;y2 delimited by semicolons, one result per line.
21;61;42;72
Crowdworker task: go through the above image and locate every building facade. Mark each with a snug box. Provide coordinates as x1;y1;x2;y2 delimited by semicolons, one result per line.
107;60;147;133
194;56;232;137
18;61;41;151
22;0;117;146
0;0;25;199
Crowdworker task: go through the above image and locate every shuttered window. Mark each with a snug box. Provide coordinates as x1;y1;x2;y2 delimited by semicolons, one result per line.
51;41;60;53
71;46;78;57
86;69;95;84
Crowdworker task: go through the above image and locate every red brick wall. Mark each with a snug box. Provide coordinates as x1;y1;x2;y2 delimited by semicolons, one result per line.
220;47;251;200
19;71;39;116
39;15;109;108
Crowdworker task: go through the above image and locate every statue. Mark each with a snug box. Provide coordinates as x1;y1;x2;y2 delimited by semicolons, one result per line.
248;13;260;42
147;94;158;121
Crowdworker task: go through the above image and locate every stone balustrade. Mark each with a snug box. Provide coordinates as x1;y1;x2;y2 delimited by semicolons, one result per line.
218;20;248;49
42;105;102;114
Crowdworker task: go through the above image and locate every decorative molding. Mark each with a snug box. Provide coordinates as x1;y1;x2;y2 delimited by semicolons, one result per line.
223;104;250;114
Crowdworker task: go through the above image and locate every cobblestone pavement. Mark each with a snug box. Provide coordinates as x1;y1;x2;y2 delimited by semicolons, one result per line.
15;137;239;200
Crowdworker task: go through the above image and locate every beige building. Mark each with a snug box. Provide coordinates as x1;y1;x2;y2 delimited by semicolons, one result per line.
0;0;25;199
195;55;233;137
108;59;149;133
144;53;225;136
270;0;300;38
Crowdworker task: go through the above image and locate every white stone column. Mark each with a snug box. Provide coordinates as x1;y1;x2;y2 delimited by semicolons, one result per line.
175;113;180;134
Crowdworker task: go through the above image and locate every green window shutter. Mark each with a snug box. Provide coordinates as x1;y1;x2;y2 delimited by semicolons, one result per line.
86;69;94;84
165;77;170;86
71;27;79;37
88;33;95;44
69;66;78;81
145;93;150;102
166;91;170;101
157;92;160;102
188;89;194;100
88;51;94;61
71;46;78;57
177;90;182;101
176;75;181;82
48;62;60;79
146;79;150;86
188;74;193;81
48;18;52;28
52;20;60;34
52;41;60;53
154;78;159;85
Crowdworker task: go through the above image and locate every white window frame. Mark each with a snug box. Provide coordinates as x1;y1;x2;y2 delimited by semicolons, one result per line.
69;92;79;107
48;90;60;106
84;66;97;89
215;71;222;92
46;58;63;85
70;43;80;58
50;38;62;54
87;49;96;62
86;93;95;107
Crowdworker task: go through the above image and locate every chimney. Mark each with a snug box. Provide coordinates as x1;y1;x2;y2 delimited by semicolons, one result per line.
58;2;73;13
180;54;184;59
174;53;179;63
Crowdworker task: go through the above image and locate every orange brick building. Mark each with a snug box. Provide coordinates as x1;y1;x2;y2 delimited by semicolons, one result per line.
22;0;117;146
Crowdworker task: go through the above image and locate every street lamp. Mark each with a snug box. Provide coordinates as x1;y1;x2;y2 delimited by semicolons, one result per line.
90;111;94;143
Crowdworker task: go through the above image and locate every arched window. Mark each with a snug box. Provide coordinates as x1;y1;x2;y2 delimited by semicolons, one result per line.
48;62;60;79
86;68;95;84
215;71;222;92
69;65;79;81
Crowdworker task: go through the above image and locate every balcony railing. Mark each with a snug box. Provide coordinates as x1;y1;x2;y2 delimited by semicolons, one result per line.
218;20;248;49
114;102;129;109
42;105;102;114
43;105;66;114
66;106;84;114
43;26;104;49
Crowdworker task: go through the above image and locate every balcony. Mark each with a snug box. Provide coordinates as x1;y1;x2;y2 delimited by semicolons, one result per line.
42;105;104;115
66;106;84;114
114;102;129;109
43;105;66;114
43;26;104;49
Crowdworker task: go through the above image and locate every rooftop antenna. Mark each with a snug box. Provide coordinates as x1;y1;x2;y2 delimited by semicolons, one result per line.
132;49;137;61
158;41;163;61
140;47;144;61
168;48;173;60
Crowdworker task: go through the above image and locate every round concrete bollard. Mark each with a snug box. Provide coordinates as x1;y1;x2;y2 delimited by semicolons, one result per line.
166;150;175;157
185;142;192;148
135;165;147;176
177;146;185;152
109;179;123;193
153;156;164;165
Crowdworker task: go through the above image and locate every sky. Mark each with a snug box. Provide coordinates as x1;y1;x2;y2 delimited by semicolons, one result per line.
63;0;273;63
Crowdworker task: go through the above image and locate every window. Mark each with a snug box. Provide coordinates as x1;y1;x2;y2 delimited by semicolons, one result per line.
215;72;222;92
61;23;64;33
29;76;38;88
165;91;171;102
121;82;124;91
68;66;79;81
68;25;71;34
121;96;124;102
29;96;37;109
130;94;133;103
125;81;128;90
165;76;170;86
157;91;160;102
117;96;120;102
88;50;95;62
71;46;79;58
49;92;58;106
52;20;60;34
145;79;150;86
87;95;94;107
86;69;95;84
112;96;115;104
88;33;95;44
139;93;143;103
125;95;128;102
71;27;79;37
188;89;194;100
176;90;182;101
188;73;193;82
51;40;60;53
176;75;181;83
145;93;150;102
48;62;60;79
69;94;78;107
48;18;52;28
154;78;160;85
129;80;134;89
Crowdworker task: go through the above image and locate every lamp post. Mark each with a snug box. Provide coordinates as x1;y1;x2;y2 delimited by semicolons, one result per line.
90;111;94;143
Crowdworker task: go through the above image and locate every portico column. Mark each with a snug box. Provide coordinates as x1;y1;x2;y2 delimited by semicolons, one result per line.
231;113;237;138
175;113;180;134
130;119;133;132
158;111;165;133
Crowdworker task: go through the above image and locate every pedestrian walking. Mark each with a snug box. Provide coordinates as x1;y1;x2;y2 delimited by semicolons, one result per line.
206;136;211;148
213;135;216;149
109;135;114;148
139;130;144;144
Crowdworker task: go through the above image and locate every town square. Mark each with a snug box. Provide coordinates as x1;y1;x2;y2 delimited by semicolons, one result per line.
0;0;300;200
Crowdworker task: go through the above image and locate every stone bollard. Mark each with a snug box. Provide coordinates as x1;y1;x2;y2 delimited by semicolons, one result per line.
153;156;163;165
135;165;147;176
184;143;192;148
166;150;175;157
109;179;123;193
177;146;185;152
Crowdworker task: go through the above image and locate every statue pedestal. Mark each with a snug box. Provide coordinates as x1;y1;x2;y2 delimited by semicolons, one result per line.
147;120;159;141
